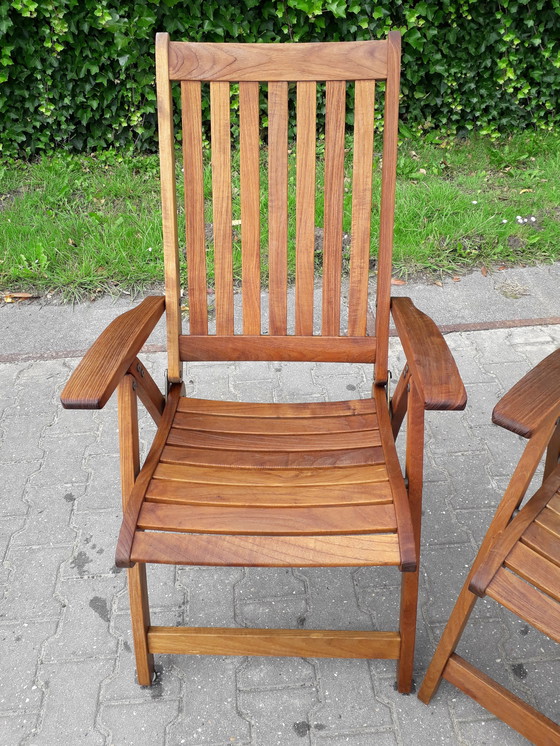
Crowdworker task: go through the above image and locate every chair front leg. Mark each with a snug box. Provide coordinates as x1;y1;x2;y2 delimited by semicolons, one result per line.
118;374;154;686
397;378;424;693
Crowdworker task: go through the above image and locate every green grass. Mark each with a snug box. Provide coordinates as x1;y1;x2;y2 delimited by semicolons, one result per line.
1;130;559;300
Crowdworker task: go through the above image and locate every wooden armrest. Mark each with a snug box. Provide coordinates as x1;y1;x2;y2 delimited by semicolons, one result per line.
390;297;467;411
60;296;165;410
492;347;560;438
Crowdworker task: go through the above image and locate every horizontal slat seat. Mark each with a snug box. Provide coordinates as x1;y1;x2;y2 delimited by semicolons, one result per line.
177;397;376;418
172;412;379;434
505;542;560;602
153;462;387;486
123;395;406;569
159;445;383;469
486;568;560;644
145;481;392;507
137;502;397;535
165;428;381;452
131;532;401;567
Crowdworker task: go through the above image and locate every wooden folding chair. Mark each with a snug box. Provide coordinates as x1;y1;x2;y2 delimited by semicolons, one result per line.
60;32;466;694
419;349;560;743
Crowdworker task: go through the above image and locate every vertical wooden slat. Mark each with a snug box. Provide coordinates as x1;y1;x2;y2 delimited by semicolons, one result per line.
181;81;208;335
295;81;316;336
375;31;401;382
118;375;154;686
322;81;346;336
155;32;182;382
239;82;261;335
210;81;234;335
268;81;289;336
348;81;376;337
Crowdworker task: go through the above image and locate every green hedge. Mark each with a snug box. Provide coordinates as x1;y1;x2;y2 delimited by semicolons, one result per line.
1;0;559;157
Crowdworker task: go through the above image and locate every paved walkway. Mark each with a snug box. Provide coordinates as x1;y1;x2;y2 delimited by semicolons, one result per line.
1;265;559;745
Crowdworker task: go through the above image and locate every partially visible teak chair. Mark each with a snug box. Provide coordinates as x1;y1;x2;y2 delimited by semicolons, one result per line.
61;32;466;694
419;349;560;744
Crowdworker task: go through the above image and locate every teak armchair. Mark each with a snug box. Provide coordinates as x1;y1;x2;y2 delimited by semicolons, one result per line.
419;349;560;743
61;32;466;694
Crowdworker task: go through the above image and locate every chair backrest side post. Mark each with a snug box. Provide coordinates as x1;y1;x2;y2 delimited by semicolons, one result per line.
375;30;401;384
156;31;183;382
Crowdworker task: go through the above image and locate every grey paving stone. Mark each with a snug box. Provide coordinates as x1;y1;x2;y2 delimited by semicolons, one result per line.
38;432;97;486
310;658;393;737
454;715;529;745
63;510;122;579
31;658;114;745
0;413;51;463
178;566;242;627
2;545;68;621
0;712;39;746
101;699;181;746
43;575;123;662
164;656;250;746
295;568;373;631
0;460;41;517
237;679;319;746
0;620;56;712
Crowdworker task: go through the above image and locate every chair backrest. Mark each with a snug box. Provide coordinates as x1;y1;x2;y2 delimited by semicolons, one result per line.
155;33;401;384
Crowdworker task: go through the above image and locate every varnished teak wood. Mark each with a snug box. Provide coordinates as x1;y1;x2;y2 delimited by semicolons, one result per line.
60;31;469;700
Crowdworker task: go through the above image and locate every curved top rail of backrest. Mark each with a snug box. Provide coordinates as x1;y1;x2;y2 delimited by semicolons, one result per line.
167;40;389;82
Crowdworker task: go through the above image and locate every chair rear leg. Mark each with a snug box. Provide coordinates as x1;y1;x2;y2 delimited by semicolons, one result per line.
397;380;424;693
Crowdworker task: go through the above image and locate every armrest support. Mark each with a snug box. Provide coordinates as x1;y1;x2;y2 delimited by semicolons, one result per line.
391;296;466;411
492;347;560;438
60;296;165;410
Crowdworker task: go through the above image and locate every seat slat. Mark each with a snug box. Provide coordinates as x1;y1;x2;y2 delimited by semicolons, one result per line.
168;41;389;81
535;505;560;539
177;396;376;418
173;411;378;434
153;462;387;486
268;81;288;335
210;81;234;335
505;541;560;603
322;80;346;336
159;445;382;469
239;81;261;335
549;492;560;516
145;480;392;507
181;80;208;334
295;81;316;336
165;428;380;452
348;80;375;337
486;568;560;644
522;522;560;567
131;531;401;567
138;502;397;535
